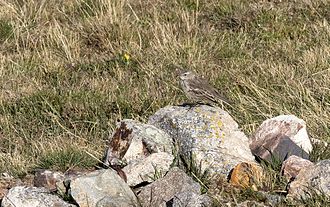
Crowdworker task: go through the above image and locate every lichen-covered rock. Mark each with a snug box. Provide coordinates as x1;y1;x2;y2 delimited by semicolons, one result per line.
288;159;330;199
1;186;74;207
69;169;139;207
148;105;254;176
229;162;264;190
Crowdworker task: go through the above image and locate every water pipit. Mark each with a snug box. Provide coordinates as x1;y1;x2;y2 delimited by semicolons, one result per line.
179;70;231;106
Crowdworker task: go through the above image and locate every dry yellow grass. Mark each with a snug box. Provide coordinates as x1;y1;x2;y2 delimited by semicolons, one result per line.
0;0;329;182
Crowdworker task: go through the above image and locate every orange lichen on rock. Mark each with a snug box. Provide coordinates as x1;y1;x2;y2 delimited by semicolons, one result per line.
229;162;264;191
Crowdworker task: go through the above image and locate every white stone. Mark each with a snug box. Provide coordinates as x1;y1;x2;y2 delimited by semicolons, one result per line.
1;186;74;207
70;169;138;207
123;152;174;186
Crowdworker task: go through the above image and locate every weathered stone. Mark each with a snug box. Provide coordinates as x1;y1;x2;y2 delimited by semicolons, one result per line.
34;169;65;191
56;169;94;199
229;162;264;190
252;135;309;162
148;105;254;176
123;152;174;186
0;173;20;200
237;200;267;207
288;159;330;199
1;186;74;207
69;169;139;207
104;119;173;167
281;155;314;180
171;191;212;207
137;167;202;207
250;115;312;161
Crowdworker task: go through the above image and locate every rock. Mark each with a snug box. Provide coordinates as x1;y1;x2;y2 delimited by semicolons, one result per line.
122;152;174;187
288;159;330;199
262;192;284;207
250;115;312;162
281;155;314;180
34;169;65;191
1;186;74;207
0;173;35;200
171;191;212;207
69;169;139;207
252;135;309;162
229;162;264;190
148;105;254;176
103;119;173;167
137;167;206;207
0;173;20;200
237;200;267;207
56;169;94;199
95;196;138;207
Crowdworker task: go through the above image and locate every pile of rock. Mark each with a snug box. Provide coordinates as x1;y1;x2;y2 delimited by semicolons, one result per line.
1;105;328;207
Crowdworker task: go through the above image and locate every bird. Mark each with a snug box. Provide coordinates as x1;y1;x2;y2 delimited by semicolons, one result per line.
179;70;231;106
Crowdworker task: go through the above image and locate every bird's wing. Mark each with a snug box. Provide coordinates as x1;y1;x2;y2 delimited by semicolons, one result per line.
196;77;232;104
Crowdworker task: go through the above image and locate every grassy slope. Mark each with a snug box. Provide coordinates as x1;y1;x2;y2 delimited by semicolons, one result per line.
0;0;329;181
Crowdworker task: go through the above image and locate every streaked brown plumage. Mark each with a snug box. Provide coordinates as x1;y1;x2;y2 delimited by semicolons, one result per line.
179;70;231;105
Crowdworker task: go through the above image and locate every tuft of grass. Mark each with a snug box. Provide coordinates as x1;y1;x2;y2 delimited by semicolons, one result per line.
0;19;13;42
258;155;288;193
36;147;97;172
310;140;330;162
178;152;211;194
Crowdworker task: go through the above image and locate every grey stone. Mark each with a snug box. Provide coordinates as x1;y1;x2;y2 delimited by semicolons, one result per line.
288;159;330;199
137;167;203;206
251;134;309;162
237;200;267;207
148;105;254;176
69;169;139;207
1;186;74;207
172;191;212;207
123;152;174;187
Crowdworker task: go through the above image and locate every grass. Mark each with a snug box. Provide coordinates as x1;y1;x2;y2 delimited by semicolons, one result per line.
0;0;330;204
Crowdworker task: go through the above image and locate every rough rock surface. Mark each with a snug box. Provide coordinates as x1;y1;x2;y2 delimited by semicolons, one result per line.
171;191;212;207
34;169;65;191
123;152;174;186
70;169;139;207
288;159;330;198
236;200;267;207
250;115;312;161
281;155;314;180
104;119;173;167
252;135;309;162
137;167;208;207
1;186;74;207
0;173;23;200
148;105;254;176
